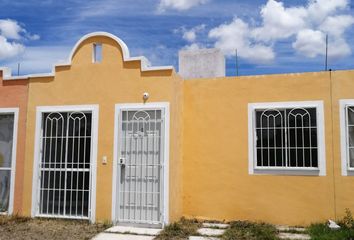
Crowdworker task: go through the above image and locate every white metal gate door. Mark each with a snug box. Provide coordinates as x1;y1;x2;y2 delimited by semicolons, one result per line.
117;109;164;225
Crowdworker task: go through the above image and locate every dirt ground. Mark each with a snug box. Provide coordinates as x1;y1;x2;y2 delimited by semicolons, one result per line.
0;215;109;240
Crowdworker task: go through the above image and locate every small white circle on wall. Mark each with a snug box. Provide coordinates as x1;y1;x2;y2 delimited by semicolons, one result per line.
143;92;149;101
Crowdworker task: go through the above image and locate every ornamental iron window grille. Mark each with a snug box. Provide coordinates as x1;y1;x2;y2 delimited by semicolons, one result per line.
255;107;318;168
345;106;354;169
38;111;92;219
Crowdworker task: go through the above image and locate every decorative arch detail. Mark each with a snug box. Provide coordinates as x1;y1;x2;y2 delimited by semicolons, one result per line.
2;32;174;81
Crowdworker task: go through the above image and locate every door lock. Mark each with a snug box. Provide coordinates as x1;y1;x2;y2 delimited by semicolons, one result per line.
119;158;126;167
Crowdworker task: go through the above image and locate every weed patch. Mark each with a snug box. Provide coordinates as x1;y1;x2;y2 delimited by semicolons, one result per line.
155;218;201;240
221;221;279;240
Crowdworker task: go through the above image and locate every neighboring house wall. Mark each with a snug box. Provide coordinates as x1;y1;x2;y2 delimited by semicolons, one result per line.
183;72;342;226
21;34;184;223
0;70;28;215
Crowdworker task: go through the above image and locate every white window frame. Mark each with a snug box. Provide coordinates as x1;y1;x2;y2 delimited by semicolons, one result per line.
31;105;99;223
339;99;354;176
111;102;170;226
248;101;326;176
0;108;19;215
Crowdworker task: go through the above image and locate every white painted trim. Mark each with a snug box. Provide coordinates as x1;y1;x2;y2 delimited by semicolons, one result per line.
2;32;174;81
0;108;19;215
112;102;170;226
31;104;99;223
248;101;326;176
339;99;354;176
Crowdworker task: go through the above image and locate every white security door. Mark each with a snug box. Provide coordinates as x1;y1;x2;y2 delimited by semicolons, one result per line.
117;108;165;226
37;111;93;219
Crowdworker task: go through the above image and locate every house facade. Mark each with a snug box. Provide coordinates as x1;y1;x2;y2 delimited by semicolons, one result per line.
1;32;354;226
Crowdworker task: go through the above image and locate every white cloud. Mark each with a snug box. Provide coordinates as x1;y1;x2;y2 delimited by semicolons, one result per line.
0;19;39;61
205;0;353;63
183;43;203;51
292;29;326;58
158;0;208;12
307;0;349;24
0;19;23;40
0;35;25;60
175;24;206;42
252;0;307;42
3;46;70;74
209;18;275;63
320;15;354;36
326;37;352;58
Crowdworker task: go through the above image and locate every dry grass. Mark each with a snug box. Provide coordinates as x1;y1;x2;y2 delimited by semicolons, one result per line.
221;221;279;240
0;215;110;240
154;218;201;240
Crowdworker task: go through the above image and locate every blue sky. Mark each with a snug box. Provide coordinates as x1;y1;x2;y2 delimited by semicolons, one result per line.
0;0;353;76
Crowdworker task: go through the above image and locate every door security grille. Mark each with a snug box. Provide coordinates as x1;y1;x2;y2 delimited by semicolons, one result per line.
38;111;92;219
117;109;164;225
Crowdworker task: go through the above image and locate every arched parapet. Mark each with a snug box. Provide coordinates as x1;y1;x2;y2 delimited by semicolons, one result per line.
2;32;174;80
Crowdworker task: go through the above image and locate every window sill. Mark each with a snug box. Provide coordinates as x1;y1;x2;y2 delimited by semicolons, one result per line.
252;168;321;176
343;170;354;176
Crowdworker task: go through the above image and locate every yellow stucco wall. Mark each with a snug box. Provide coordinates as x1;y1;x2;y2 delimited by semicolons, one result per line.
22;35;184;223
331;70;354;220
182;71;354;226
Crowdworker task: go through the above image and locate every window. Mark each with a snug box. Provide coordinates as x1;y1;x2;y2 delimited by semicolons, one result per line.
248;101;326;175
340;100;354;176
93;43;102;63
0;109;18;214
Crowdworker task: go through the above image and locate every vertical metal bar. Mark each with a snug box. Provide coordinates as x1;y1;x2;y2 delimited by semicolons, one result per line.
128;112;133;222
309;113;313;167
63;113;70;216
159;110;163;223
260;111;263;166
140;120;144;222
347;107;350;168
40;115;48;214
281;113;284;167
69;118;76;216
134;117;139;221
59;116;64;215
47;117;54;214
301;117;305;166
345;106;351;169
273;116;276;165
145;117;150;222
325;34;328;71
52;118;59;214
122;111;127;220
82;116;87;217
267;116;270;166
75;118;81;216
285;109;289;167
295;114;298;167
152;110;157;221
135;118;139;221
